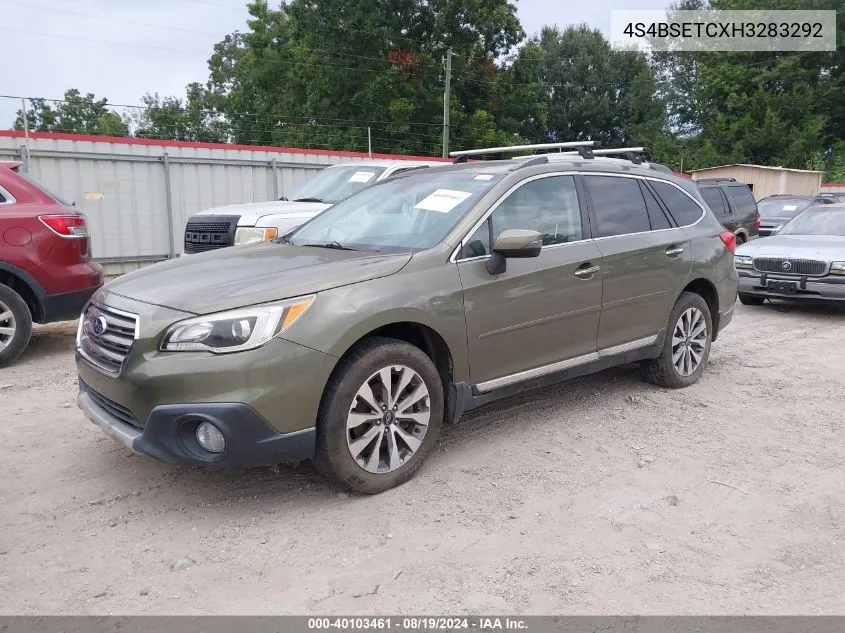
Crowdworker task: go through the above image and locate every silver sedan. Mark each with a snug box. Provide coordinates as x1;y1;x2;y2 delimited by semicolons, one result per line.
735;204;845;305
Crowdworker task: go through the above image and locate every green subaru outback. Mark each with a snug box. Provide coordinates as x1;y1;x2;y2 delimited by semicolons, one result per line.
76;147;738;493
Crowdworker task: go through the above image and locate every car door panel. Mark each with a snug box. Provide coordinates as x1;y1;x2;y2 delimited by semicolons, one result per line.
458;241;603;386
581;174;692;351
456;174;602;388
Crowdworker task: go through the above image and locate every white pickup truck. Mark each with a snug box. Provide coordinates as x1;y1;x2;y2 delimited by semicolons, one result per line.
182;159;441;254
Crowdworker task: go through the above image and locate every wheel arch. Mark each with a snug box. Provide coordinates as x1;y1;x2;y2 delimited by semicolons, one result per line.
681;277;720;340
0;262;45;322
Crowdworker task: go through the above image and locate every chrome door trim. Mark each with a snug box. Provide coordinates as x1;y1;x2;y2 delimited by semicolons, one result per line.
474;333;660;393
0;185;16;204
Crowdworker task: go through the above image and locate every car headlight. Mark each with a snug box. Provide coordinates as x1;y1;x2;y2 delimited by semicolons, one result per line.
831;262;845;276
734;255;753;269
234;227;278;245
160;295;315;353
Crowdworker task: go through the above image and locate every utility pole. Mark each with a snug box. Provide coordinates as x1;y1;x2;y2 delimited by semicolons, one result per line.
21;98;30;174
442;48;453;158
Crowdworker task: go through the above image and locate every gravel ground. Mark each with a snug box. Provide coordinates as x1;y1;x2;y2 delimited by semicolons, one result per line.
1;301;844;615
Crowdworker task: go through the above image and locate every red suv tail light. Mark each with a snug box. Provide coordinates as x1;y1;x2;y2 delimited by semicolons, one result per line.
719;230;736;255
754;213;761;229
38;214;88;238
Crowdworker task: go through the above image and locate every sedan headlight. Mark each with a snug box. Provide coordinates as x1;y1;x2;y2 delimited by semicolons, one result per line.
234;227;278;245
734;255;753;269
831;262;845;276
161;295;315;353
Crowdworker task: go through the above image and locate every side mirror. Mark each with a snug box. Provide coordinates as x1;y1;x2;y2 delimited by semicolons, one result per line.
485;229;542;275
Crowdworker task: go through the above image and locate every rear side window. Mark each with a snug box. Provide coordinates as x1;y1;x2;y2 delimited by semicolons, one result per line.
640;181;672;230
583;176;651;237
700;187;728;217
724;185;757;216
651;181;704;227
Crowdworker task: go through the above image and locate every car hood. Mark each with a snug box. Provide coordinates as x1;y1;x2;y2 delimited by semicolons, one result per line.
194;200;331;226
737;234;845;260
106;242;412;315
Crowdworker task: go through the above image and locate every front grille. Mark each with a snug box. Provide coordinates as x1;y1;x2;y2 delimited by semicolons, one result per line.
78;302;138;374
753;257;828;276
183;215;239;254
79;379;141;429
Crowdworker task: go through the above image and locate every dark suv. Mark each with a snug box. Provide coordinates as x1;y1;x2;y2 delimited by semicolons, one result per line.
0;162;103;365
696;178;760;244
76;146;738;493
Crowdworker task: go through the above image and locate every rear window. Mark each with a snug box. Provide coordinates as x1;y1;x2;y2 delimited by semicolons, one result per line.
582;175;651;237
757;197;813;218
724;185;757;216
699;187;727;216
651;181;704;226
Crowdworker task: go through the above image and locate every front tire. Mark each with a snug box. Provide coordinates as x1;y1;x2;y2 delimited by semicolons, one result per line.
0;284;33;367
643;291;712;389
738;293;765;306
314;337;444;494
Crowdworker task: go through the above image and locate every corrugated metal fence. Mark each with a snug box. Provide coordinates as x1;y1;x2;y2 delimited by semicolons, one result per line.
0;131;442;275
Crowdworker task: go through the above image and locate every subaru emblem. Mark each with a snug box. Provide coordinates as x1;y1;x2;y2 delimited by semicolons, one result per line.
92;315;108;336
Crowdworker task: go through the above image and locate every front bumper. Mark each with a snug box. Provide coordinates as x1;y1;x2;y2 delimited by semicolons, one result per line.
738;270;845;302
78;381;315;467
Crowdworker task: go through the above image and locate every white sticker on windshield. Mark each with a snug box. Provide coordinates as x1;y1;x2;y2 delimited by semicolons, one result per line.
474;174;494;181
415;189;473;213
782;204;798;211
348;171;376;183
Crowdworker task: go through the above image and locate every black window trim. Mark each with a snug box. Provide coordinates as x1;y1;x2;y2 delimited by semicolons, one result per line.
580;173;706;239
639;179;677;229
452;171;590;262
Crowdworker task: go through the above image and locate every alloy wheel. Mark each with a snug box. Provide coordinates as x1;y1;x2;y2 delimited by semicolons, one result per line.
346;364;431;474
671;307;707;377
0;300;16;353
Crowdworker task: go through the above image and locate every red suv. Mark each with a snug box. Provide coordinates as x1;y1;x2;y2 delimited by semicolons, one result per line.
0;161;103;365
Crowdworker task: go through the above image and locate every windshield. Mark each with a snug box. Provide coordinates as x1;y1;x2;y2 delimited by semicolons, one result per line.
289;170;504;252
286;165;387;204
778;207;845;236
757;197;813;219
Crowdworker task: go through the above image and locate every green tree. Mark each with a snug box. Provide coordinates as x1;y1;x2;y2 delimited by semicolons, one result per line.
14;89;128;136
132;83;229;142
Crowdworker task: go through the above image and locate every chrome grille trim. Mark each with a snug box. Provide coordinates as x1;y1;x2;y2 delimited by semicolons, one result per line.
753;257;828;276
78;302;139;374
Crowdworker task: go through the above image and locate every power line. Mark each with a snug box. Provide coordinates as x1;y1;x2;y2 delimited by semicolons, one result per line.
0;25;210;54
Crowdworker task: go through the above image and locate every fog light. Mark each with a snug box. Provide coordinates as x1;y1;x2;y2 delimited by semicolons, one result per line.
196;422;225;453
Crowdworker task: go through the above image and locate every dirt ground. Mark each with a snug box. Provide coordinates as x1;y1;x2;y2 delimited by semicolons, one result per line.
1;302;844;615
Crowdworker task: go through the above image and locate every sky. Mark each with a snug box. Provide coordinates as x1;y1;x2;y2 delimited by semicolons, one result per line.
0;0;670;128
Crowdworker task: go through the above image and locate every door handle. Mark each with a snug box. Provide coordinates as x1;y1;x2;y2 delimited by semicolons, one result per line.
574;264;600;279
665;246;684;257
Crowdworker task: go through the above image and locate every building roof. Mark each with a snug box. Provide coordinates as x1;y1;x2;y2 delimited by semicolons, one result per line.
690;164;822;175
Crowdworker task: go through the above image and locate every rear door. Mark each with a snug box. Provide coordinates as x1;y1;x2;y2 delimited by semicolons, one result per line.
457;174;603;390
723;184;759;238
582;175;692;353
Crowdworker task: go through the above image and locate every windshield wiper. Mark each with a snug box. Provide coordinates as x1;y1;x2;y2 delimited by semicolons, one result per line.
292;197;326;203
302;241;357;251
274;234;292;244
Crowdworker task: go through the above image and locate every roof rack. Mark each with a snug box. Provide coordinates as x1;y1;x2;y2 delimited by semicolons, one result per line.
450;141;595;163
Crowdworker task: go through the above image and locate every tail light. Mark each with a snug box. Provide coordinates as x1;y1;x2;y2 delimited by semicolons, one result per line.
719;230;736;255
38;214;88;238
754;213;761;229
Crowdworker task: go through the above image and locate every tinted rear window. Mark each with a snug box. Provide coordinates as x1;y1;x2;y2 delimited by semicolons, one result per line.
724;185;757;216
583;175;651;237
651;181;704;226
757;197;813;218
700;187;727;216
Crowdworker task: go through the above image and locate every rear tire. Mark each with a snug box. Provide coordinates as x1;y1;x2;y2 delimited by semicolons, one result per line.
643;291;712;389
0;283;33;367
314;336;444;494
735;234;746;246
738;293;765;306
